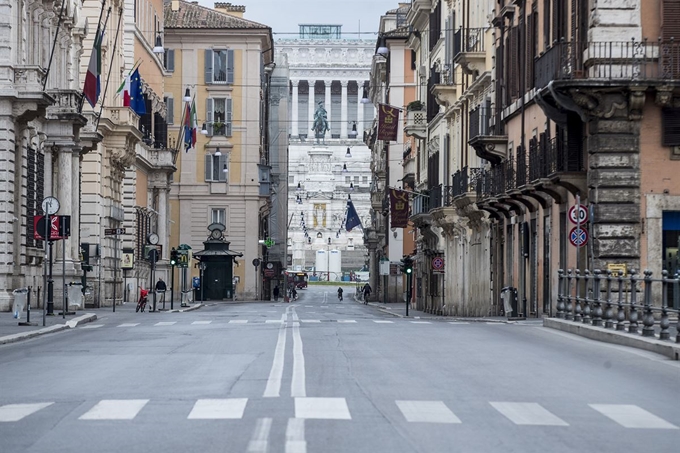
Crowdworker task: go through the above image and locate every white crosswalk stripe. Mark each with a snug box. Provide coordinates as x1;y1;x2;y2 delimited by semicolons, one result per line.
191;321;212;325
117;323;139;327
295;397;351;420
589;404;678;429
229;320;248;324
410;321;431;324
396;400;461;424
300;319;320;323
81;324;103;329
79;399;149;420
449;321;470;325
373;320;393;324
337;320;357;323
0;403;53;422
154;322;176;326
265;319;284;324
490;402;568;426
187;398;248;419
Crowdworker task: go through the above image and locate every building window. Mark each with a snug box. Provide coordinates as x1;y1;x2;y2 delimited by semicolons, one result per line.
204;154;228;182
289;175;295;184
353;176;359;183
211;208;226;225
362;176;368;184
205;49;234;84
204;98;232;136
163;49;175;71
345;176;351;184
164;96;174;125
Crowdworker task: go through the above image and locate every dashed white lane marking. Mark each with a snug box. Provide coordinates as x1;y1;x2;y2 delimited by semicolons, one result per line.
265;319;283;324
396;401;461;424
410;321;431;324
229;320;248;324
263;312;288;398
81;324;103;329
0;403;53;422
191;321;212;325
304;305;313;307
295;397;351;420
337;320;357;323
589;404;678;429
373;320;393;324
286;418;307;453
79;399;149;420
449;322;470;325
117;323;139;327
291;309;306;398
486;322;504;325
154;321;176;326
247;417;273;453
490;402;568;426
187;398;248;419
300;319;320;323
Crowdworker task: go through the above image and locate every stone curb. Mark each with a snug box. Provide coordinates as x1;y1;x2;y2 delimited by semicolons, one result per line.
166;303;204;313
544;318;680;361
0;313;97;345
362;301;510;323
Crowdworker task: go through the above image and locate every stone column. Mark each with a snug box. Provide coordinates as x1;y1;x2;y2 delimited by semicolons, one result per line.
308;79;316;134
324;80;331;127
291;79;299;138
340;80;348;139
0;110;15;307
157;184;168;253
71;149;81;260
57;147;72;261
357;82;365;136
44;147;53;197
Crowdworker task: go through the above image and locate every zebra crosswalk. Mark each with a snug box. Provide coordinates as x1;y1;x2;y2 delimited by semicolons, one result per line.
0;398;676;429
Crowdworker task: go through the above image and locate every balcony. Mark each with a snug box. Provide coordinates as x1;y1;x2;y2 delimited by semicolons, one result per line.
431;70;459;107
12;65;53;121
534;39;680;90
404;106;427;140
453;27;487;76
411;192;432;228
402;155;416;185
99;107;143;168
469;104;507;164
527;132;586;194
371;190;384;212
452;166;483;208
44;89;87;146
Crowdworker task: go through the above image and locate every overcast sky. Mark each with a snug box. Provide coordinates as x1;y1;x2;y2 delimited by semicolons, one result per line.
198;0;401;40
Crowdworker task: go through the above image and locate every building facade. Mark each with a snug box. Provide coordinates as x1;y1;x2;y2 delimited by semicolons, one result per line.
279;25;375;279
165;1;278;300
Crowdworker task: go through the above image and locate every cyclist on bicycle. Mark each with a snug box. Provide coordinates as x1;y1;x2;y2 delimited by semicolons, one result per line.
337;287;344;301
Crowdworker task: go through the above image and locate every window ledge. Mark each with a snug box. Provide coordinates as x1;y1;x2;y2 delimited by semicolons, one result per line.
206;84;233;93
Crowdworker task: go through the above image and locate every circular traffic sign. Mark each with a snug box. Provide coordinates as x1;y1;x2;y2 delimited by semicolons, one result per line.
431;257;444;270
569;227;588;248
569;204;589;225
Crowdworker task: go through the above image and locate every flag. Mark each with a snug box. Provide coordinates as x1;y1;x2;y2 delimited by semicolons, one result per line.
190;99;197;148
183;101;193;152
129;68;146;115
377;103;400;141
115;73;131;106
83;29;104;108
389;189;409;228
345;199;362;232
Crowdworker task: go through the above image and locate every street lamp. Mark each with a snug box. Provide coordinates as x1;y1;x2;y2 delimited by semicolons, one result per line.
153;34;165;54
327;237;331;281
183;88;192;102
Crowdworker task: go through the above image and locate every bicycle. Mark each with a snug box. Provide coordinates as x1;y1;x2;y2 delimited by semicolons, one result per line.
136;288;149;312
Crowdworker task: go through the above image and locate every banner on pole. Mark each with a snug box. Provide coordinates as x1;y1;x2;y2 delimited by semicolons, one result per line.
389;188;409;228
377;103;400;141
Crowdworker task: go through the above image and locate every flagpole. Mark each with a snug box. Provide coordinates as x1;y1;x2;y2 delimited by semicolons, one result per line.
78;0;111;113
115;58;143;97
79;5;112;114
43;0;69;90
95;7;124;130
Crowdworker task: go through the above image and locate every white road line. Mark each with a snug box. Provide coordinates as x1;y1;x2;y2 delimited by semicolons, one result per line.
295;397;351;420
191;321;212;325
490;402;568;426
81;324;103;329
300;319;320;323
229;320;249;324
291;309;307;397
79;399;149;420
265;319;283;324
247;417;273;453
373;320;393;324
0;403;53;422
187;398;248;419
589;404;678;429
396;401;461;424
486;322;504;325
286;418;307;453
117;323;139;327
154;321;176;326
449;322;470;325
337;320;357;323
263;312;288;398
304;305;313;307
410;321;431;324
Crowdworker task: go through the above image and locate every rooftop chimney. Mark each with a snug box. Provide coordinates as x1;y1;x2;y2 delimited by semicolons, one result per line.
171;0;179;11
214;2;246;18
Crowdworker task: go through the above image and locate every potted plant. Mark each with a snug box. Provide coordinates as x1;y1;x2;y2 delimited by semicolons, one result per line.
407;100;424;111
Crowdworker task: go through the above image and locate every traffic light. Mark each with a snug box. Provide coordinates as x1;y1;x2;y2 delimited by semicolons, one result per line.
400;256;413;275
170;248;177;266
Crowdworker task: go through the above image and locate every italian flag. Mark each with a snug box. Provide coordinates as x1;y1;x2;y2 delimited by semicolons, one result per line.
83;30;103;108
184;99;197;152
116;74;131;106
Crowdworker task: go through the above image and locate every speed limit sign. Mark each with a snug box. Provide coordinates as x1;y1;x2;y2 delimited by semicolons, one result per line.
568;204;589;225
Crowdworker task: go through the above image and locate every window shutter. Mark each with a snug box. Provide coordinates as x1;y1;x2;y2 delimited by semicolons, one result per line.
204;154;212;182
662;108;680;146
219;154;228;182
663;0;680;39
167;49;175;71
227;49;235;84
526;13;534;89
166;97;174;124
205;49;213;84
206;98;214;136
226;98;233;137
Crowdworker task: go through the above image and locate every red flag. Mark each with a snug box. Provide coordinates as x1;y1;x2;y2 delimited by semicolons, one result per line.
378;103;400;141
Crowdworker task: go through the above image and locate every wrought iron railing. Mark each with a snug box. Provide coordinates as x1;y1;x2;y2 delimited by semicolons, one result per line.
516;145;527;188
557;269;680;343
453;166;483;197
535;39;680;89
412;193;430;216
528;136;545;182
428;185;443;210
504;158;516;192
527;133;582;180
453;27;486;59
469;104;491;140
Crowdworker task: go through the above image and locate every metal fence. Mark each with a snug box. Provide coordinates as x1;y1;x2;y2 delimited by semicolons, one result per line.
556;269;680;343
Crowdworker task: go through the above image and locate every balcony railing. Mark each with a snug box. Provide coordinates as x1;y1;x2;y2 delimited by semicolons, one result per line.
452;166;483;197
412;193;430;216
453;27;486;59
469;104;493;140
515;145;527;188
527;133;584;182
535;39;680;89
428;185;443;210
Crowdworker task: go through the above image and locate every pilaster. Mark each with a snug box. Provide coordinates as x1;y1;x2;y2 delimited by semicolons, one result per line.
308;79;316;134
340;80;348;139
291;79;299;138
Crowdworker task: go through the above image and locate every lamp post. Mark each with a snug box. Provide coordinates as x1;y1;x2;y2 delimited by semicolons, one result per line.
327;237;331;281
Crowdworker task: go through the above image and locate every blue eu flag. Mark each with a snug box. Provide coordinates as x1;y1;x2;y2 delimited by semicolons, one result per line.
345;199;362;232
129;68;146;116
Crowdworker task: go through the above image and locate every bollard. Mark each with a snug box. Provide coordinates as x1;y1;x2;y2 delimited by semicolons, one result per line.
591;270;603;326
574;269;583;322
628;269;639;333
604;270;614;329
616;273;626;331
566;269;574;321
583;269;592;324
641;270;655;337
660;270;670;341
556;270;565;318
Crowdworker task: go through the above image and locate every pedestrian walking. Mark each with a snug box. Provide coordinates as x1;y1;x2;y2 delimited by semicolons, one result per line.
273;285;280;302
362;283;372;304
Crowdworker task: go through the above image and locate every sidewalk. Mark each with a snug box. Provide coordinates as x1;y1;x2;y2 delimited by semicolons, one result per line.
0;299;203;345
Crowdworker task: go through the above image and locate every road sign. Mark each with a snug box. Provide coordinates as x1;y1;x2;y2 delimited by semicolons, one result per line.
569;227;588;248
431;256;445;273
105;228;126;235
568;204;589;225
607;263;627;277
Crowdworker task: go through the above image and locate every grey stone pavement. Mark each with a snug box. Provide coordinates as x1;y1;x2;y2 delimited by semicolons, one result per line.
1;285;679;453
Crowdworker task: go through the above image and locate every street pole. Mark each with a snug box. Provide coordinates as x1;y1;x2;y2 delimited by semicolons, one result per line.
150;251;156;312
124;269;128;303
47;241;54;316
406;273;410;317
62;234;66;318
170;264;174;310
42;215;49;326
112;236;117;312
200;262;204;303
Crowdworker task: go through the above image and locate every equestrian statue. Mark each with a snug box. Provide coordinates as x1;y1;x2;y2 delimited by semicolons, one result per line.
312;101;329;144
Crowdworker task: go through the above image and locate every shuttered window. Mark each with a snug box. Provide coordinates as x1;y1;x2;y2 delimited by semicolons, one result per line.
507;26;520;102
663;0;680;39
204;154;228;182
163;49;175;71
662;108;680;146
205;49;235;84
205;97;233;137
526;11;537;90
165;97;174;124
